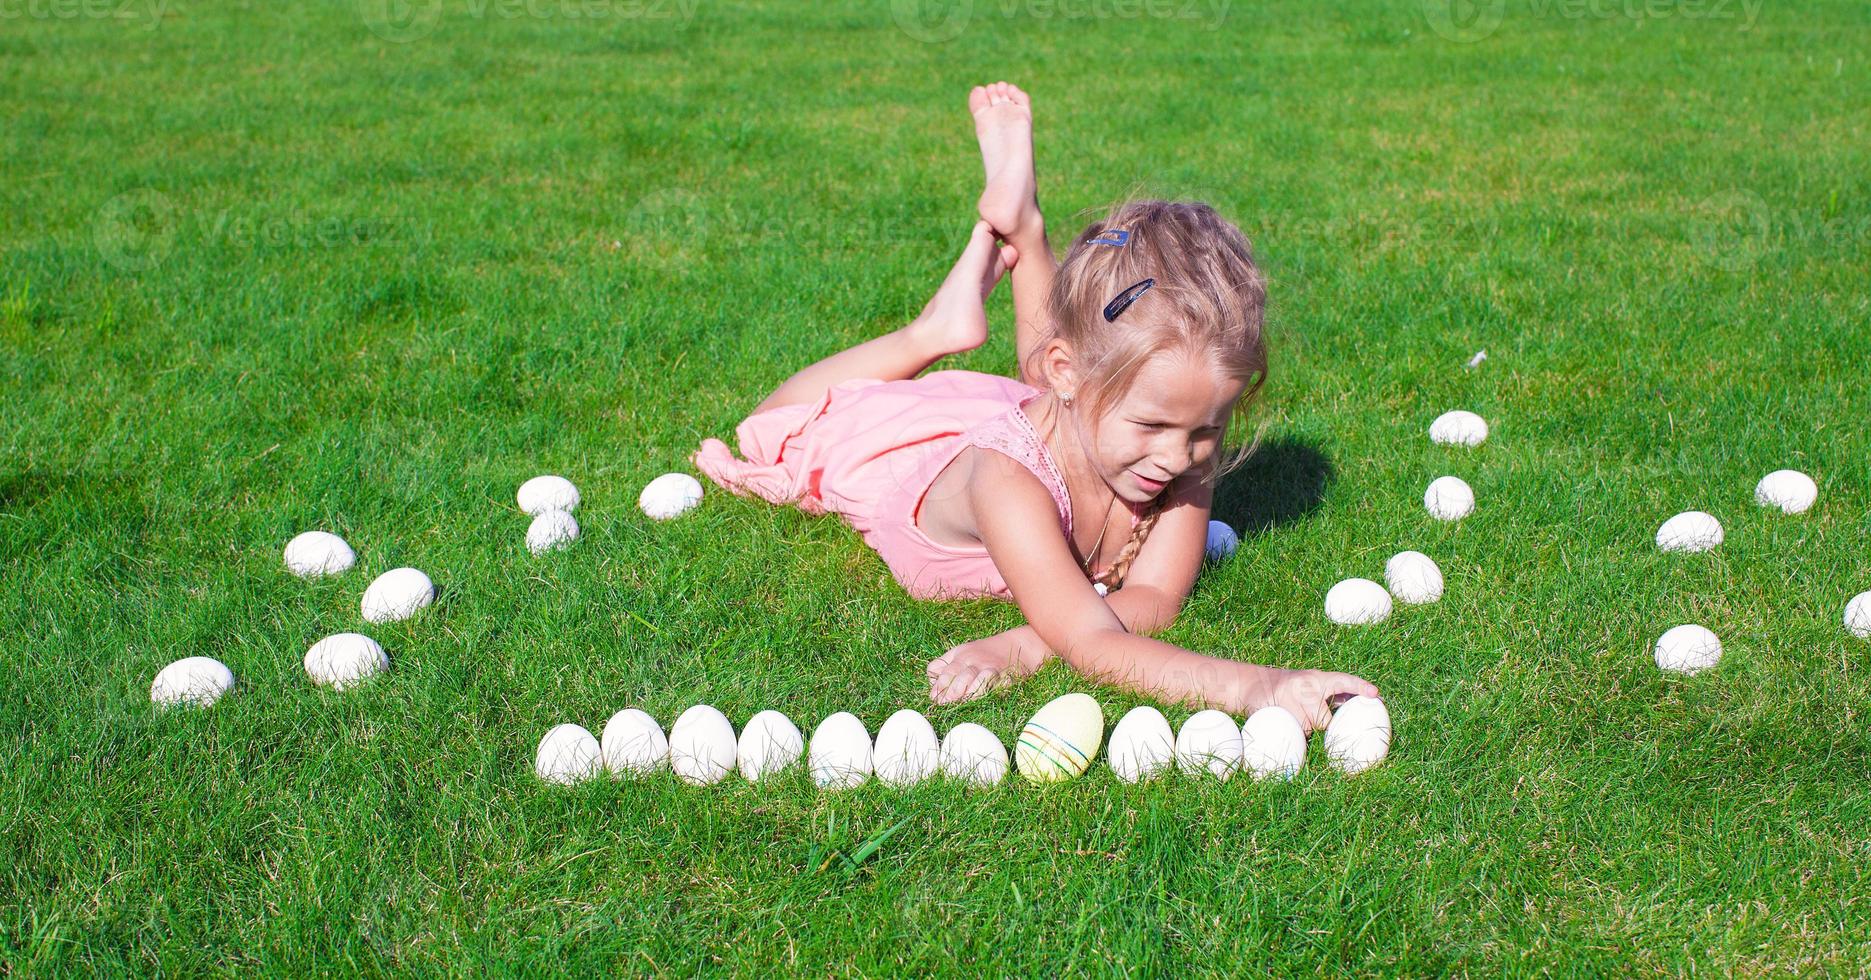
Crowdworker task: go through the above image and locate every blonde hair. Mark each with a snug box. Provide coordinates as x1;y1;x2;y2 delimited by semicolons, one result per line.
1022;200;1270;591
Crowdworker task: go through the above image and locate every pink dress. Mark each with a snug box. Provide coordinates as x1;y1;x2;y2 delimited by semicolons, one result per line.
693;369;1124;601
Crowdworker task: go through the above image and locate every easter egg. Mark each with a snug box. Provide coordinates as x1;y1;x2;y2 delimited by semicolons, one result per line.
1424;476;1475;521
517;475;580;515
1324;696;1392;775
873;709;940;787
1239;706;1307;780
1655;511;1723;553
937;722;1008;787
667;704;736;786
1325;578;1393;625
283;531;355;578
149;656;235;708
303;632;388;690
1107;705;1175;783
736;709;804;782
1205;520;1239;561
1847;591;1871;640
1429;410;1489;447
1014;693;1104;783
599;708;668;776
809;712;873;789
525;510;579;555
1754;469;1817;514
1174;709;1243;781
534;723;600;785
1384;550;1444;605
1653;624;1722;675
360;567;435;623
639;473;704;520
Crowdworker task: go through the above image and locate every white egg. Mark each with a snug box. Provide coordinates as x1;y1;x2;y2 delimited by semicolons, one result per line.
1325;578;1393;626
1205;520;1239;561
639;472;704;520
1174;709;1243;781
1424;476;1475;521
1384;551;1444;605
1655;511;1723;553
736;709;804;782
525;510;579;555
938;722;1008;787
1240;706;1308;780
1845;591;1871;640
1014;693;1104;783
809;712;873;789
283;531;356;578
1429;410;1489;447
873;709;940;787
600;708;668;776
150;656;235;708
360;567;435;623
303;633;388;690
517;474;580;515
534;723;601;785
1654;624;1722;675
1107;705;1175;783
1754;469;1817;515
1324;696;1392;775
667;704;737;786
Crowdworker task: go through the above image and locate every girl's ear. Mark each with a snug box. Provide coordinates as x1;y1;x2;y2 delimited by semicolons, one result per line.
1040;338;1079;395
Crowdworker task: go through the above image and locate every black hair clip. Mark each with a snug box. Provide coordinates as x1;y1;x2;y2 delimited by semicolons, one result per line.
1102;278;1155;322
1089;229;1130;247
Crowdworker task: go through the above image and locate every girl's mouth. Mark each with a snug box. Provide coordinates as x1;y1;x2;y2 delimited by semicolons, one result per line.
1130;471;1167;494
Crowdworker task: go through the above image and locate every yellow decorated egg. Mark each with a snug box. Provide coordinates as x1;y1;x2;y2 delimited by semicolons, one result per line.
1014;693;1104;782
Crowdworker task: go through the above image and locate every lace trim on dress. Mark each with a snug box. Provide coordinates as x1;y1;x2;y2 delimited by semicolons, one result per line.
965;404;1074;537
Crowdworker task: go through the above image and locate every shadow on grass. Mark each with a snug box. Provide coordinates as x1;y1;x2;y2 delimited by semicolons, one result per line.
1210;436;1334;535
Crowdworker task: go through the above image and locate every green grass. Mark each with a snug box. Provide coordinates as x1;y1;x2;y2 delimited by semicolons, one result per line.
4;0;1870;972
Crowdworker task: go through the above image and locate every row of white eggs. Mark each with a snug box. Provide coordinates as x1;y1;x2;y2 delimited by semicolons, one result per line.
283;532;438;621
149;632;396;707
1651;469;1859;676
1654;470;1818;555
1324;551;1446;626
533;693;1395;789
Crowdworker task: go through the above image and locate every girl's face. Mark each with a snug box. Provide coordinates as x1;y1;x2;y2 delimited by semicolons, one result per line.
1077;352;1246;503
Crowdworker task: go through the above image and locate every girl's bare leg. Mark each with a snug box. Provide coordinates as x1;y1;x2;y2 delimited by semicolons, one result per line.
753;222;1018;414
969;82;1055;385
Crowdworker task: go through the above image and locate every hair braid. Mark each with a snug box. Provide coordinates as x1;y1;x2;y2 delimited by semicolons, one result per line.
1094;497;1166;592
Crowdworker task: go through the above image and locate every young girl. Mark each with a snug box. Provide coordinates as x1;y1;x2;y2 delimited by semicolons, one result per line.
694;83;1378;732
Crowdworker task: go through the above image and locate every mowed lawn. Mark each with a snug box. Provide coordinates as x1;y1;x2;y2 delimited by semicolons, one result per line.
3;0;1869;973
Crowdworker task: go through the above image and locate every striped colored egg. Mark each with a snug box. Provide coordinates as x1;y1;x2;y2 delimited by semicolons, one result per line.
1014;693;1104;782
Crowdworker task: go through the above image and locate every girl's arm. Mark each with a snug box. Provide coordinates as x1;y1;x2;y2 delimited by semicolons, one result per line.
966;452;1375;730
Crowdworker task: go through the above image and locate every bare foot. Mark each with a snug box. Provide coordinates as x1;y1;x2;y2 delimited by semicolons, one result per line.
969;82;1043;243
908;220;1018;358
926;635;1051;705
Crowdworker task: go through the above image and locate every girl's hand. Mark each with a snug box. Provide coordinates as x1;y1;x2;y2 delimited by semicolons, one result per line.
1258;668;1381;735
926;633;1048;705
